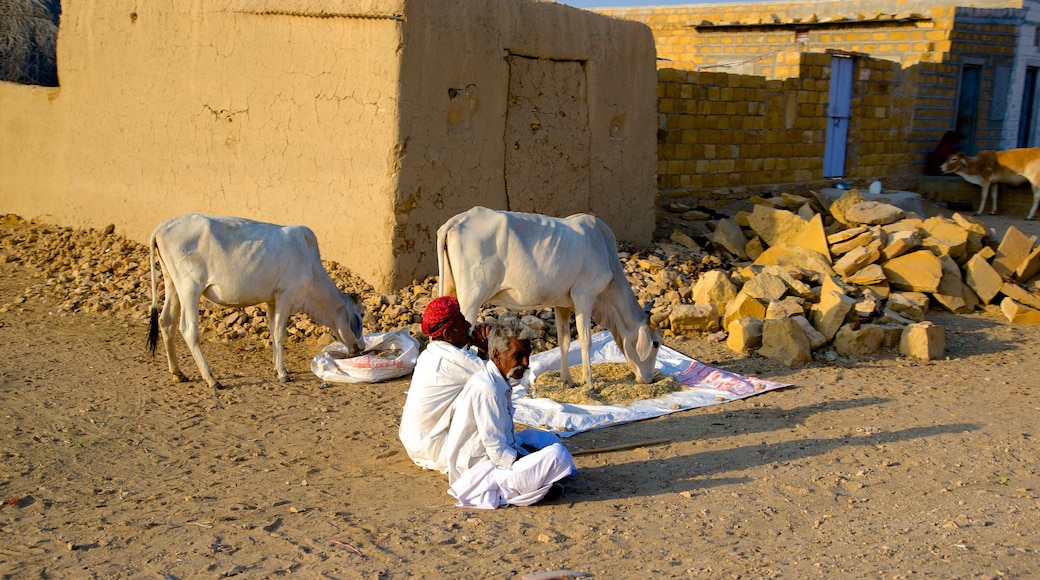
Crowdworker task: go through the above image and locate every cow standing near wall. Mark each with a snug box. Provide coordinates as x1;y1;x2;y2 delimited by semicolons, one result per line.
147;214;365;389
437;206;660;394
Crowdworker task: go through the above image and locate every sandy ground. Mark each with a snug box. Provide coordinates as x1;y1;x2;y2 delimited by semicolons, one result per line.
2;208;1040;579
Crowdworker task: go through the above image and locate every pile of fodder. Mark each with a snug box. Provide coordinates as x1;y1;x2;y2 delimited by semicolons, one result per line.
531;362;682;406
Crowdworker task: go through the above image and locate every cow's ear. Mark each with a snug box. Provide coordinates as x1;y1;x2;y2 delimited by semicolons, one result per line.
636;326;653;359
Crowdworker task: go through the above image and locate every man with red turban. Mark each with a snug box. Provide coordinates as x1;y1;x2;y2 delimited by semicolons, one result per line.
399;296;489;472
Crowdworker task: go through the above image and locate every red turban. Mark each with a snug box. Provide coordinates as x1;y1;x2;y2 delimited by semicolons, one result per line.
422;296;462;338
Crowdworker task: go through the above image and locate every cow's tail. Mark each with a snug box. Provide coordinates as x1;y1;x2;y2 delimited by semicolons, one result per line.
146;230;160;356
435;220;456;298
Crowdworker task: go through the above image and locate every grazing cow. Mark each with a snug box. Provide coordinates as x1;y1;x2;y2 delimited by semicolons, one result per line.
437;206;660;392
940;148;1040;220
147;214;364;389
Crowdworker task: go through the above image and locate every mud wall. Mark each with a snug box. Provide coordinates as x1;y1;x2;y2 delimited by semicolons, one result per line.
0;0;657;292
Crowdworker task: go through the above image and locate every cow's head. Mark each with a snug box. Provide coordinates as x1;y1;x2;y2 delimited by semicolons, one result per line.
620;301;661;384
940;152;967;175
334;293;365;355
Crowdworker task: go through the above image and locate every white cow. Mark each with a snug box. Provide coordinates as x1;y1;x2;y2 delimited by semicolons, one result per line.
147;214;365;389
437;206;660;392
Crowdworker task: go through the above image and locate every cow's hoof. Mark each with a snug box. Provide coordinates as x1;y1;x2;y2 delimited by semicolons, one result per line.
173;373;189;383
278;375;291;383
211;382;225;390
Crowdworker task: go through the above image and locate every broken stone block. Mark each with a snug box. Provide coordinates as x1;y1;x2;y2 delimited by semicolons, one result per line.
853;293;879;319
1000;297;1040;323
745;236;765;261
810;289;856;340
828;189;866;226
722;291;767;329
829;229;874;256
749;195;785;208
992;225;1038;278
827;225;868;246
1001;282;1040;310
726;317;763;352
758;317;812;366
791;315;827;350
782;192;813;210
950;212;988;236
834;241;882;278
879;229;922;261
669;303;720;334
754;245;835;279
862;281;891;299
712;218;749;260
879;324;904;348
692;269;739;317
1015;245;1040;282
920;216;969;262
964;253;1004;305
880;307;916;326
886;292;927;322
743;273;789;302
846;263;887;286
844;201;905;226
881;250;943;293
766;296;806;319
670;230;699;249
790;213;832;265
932;255;973;314
759;265;815;299
747;205;807;249
834;323;885;355
900;321;945;360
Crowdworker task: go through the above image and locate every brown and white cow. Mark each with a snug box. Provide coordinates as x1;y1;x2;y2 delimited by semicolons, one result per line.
941;148;1040;220
147;214;364;389
437;206;659;393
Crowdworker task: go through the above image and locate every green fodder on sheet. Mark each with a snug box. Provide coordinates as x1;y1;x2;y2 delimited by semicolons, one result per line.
530;362;682;406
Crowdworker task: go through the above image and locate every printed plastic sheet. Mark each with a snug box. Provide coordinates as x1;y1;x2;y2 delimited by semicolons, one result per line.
513;331;789;437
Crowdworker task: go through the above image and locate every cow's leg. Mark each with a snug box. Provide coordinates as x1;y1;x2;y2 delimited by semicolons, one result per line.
990;182;1000;215
572;296;596;395
267;300;291;383
159;274;188;383
976;181;991;216
177;289;221;389
554;307;575;387
1027;184;1040;220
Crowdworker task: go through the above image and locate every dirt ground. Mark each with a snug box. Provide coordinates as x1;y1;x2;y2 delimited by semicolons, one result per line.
2;208;1040;579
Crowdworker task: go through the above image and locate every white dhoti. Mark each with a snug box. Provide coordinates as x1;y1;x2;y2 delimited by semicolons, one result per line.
448;443;575;509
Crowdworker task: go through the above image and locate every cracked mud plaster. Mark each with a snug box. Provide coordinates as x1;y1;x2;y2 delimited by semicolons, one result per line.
447;85;478;129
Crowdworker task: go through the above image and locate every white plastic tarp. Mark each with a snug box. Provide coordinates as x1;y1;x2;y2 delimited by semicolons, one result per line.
514;331;789;437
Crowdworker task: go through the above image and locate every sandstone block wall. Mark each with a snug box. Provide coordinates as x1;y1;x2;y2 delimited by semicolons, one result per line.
657;52;918;205
605;1;1027;203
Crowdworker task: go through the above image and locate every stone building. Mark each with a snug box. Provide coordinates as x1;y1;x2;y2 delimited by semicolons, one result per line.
595;0;1040;205
0;0;657;292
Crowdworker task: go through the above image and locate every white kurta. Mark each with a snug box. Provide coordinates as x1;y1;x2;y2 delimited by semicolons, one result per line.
398;341;485;472
444;361;576;509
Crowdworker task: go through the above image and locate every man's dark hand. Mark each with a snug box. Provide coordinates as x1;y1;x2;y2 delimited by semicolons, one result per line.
470;323;491;358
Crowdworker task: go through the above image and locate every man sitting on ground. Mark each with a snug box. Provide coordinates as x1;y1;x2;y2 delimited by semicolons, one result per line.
399;296;489;472
444;317;576;508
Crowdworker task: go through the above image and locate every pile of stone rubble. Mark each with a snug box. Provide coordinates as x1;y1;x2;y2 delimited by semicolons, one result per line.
2;194;1039;367
0;213;722;355
655;189;1040;365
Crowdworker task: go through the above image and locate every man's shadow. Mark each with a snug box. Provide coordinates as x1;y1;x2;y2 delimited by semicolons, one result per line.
560;397;979;502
